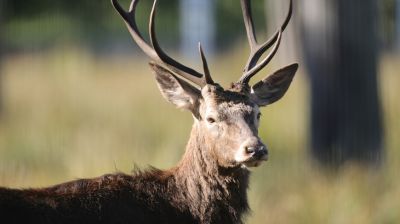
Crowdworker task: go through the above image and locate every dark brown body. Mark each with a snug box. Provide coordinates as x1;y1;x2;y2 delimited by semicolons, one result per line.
0;170;249;224
0;124;250;224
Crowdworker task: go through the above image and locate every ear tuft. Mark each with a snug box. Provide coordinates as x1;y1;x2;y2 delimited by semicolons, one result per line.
251;63;298;106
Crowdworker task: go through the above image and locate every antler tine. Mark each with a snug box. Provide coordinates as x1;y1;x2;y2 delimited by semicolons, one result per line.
239;29;282;84
245;0;293;71
198;43;214;85
112;0;206;87
149;0;205;86
241;0;258;53
111;0;160;61
239;0;293;86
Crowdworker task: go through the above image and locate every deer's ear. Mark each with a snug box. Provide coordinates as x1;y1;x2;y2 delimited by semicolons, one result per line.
251;63;298;106
150;62;201;112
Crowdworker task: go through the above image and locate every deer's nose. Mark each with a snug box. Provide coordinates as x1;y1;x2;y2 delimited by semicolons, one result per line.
243;138;268;159
235;138;269;163
245;145;268;158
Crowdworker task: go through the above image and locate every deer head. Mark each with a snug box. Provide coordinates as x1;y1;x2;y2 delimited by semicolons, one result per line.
111;0;298;168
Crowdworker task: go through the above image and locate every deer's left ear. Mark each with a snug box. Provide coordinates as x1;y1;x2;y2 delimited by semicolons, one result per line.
250;63;298;106
150;62;201;113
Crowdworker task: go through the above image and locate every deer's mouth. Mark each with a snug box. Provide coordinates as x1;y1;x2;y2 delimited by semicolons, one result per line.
243;154;268;167
235;144;269;167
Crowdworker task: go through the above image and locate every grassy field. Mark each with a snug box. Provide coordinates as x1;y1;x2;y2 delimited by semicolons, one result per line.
0;46;399;224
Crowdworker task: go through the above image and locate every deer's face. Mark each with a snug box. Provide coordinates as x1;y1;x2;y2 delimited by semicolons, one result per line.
151;63;298;169
112;0;297;169
198;85;267;168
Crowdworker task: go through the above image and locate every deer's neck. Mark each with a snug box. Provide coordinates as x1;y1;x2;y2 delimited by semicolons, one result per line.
174;121;250;223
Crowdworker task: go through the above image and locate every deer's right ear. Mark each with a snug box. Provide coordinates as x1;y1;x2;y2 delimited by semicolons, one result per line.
150;62;201;113
250;63;298;106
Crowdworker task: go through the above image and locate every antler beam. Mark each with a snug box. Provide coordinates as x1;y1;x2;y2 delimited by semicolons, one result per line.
237;0;293;86
111;0;213;87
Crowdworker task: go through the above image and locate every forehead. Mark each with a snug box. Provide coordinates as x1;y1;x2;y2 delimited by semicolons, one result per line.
204;89;258;115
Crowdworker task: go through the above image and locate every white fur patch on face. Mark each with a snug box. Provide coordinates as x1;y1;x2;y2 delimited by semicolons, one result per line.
235;137;268;166
234;148;250;163
236;150;266;167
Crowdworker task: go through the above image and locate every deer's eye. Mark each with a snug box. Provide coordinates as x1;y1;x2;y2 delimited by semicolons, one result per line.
206;117;216;124
257;113;262;120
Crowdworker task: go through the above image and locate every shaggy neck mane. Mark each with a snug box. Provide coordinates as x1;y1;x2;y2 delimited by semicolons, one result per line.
172;121;250;223
0;121;250;224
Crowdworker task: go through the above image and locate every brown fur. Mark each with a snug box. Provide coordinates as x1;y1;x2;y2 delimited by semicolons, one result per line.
0;119;250;224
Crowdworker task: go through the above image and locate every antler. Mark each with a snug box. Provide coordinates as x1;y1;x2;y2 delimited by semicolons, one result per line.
111;0;213;87
236;0;293;86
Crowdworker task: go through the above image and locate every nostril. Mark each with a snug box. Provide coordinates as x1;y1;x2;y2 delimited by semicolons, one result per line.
258;149;268;156
253;146;268;157
245;146;256;154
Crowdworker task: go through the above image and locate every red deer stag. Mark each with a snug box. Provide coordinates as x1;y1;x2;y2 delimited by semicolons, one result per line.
0;0;297;223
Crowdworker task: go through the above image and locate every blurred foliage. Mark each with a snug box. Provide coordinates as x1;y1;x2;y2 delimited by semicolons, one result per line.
381;0;397;49
215;0;266;49
2;0;266;52
3;0;397;52
3;0;173;51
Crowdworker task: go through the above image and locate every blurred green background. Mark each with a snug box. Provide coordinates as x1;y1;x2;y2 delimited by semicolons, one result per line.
0;0;400;223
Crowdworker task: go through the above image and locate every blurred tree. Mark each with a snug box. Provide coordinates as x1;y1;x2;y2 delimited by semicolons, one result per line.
180;0;215;60
381;0;397;51
2;0;181;53
300;0;383;166
215;0;265;49
265;0;299;65
0;0;4;115
1;0;267;53
397;0;400;50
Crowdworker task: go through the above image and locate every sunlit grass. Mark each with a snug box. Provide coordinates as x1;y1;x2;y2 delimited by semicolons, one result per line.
0;46;399;223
